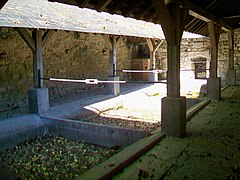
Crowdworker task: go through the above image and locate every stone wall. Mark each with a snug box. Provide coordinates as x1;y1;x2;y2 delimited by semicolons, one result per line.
43;31;131;101
137;37;211;79
0;28;131;117
0;28;32;116
233;29;240;80
133;30;240;82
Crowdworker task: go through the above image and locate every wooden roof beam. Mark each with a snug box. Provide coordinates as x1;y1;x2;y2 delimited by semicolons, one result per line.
122;2;138;16
96;0;112;12
221;14;240;19
15;28;35;52
76;0;89;8
144;11;157;22
179;0;233;32
152;0;175;44
135;4;153;20
109;2;122;14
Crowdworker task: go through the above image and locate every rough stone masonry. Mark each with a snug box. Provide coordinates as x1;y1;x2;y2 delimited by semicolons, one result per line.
0;28;240;118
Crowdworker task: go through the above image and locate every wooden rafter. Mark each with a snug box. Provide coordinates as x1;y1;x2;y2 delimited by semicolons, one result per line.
208;21;221;78
109;2;122;14
179;0;232;31
144;10;156;22
76;0;89;8
135;4;153;20
42;30;54;49
122;1;138;16
15;28;35;52
96;0;112;11
152;0;175;44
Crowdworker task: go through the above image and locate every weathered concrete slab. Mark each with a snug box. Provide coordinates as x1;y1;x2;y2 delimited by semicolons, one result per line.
28;88;49;115
226;69;236;86
0;114;45;151
42;117;148;148
108;76;120;96
207;77;221;101
161;97;186;137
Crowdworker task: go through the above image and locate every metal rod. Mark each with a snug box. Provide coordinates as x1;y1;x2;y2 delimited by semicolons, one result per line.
121;69;167;73
180;69;210;71
117;69;210;73
41;77;167;84
126;81;167;84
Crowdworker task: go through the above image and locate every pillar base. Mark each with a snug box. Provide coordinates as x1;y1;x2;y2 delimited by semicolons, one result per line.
148;72;158;82
207;77;221;101
28;88;49;115
108;76;120;96
226;69;236;86
161;96;186;137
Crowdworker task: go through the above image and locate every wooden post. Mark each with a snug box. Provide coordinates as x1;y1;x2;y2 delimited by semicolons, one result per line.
207;21;221;100
15;28;53;114
208;21;221;78
146;39;163;70
32;30;43;88
110;36;117;77
147;39;163;82
103;35;120;96
16;28;53;88
103;35;119;77
167;44;181;97
226;30;236;85
152;0;188;137
228;30;234;70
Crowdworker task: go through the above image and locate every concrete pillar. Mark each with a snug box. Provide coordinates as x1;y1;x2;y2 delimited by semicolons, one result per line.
148;71;158;82
161;97;186;137
207;77;221;101
226;69;236;86
148;50;158;82
108;76;120;96
28;88;49;115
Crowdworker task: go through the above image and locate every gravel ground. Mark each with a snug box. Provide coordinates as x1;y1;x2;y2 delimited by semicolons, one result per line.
0;135;118;179
78;115;161;133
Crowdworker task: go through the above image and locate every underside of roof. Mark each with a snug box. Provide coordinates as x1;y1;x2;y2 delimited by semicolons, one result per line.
46;0;240;36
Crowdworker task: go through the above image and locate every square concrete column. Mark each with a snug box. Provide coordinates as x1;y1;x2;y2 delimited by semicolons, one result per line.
161;96;186;137
108;76;120;96
28;88;49;115
207;77;221;101
226;69;236;86
148;72;158;82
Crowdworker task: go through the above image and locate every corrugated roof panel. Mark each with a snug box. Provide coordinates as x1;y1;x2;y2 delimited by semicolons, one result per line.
0;0;202;39
0;0;165;39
